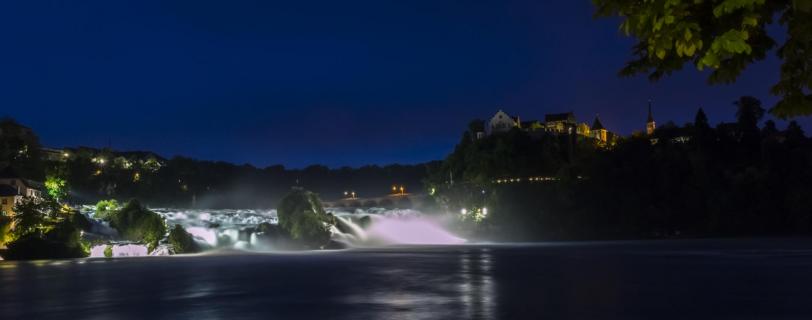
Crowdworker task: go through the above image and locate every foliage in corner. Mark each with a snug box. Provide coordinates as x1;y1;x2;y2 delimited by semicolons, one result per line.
593;0;812;118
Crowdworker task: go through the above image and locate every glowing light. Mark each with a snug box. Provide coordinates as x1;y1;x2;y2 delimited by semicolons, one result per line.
461;208;468;216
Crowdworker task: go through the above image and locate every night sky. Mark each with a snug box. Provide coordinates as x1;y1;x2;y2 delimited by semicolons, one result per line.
1;1;807;168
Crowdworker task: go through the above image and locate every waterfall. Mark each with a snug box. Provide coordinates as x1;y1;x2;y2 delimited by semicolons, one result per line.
84;207;464;253
329;210;465;246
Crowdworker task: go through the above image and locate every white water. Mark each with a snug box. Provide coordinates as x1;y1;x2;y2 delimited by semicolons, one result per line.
89;243;172;257
330;209;466;246
83;207;464;252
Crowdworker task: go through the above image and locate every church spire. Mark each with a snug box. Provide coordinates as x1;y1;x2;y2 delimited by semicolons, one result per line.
646;100;656;135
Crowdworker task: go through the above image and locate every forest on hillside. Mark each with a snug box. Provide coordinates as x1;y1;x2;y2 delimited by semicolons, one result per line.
0;118;434;208
428;97;812;240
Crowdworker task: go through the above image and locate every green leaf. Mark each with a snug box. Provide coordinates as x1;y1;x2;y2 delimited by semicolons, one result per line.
656;48;667;59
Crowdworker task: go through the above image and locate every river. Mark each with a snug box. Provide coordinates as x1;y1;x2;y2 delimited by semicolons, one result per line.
2;239;812;319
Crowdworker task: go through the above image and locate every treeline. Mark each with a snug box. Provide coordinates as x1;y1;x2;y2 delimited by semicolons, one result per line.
0;117;434;208
429;96;812;240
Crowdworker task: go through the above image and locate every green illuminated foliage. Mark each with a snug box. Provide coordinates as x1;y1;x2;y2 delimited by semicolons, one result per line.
45;175;68;201
94;199;120;220
593;0;812;118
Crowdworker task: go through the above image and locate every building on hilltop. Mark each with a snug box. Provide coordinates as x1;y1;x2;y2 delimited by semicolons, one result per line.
0;167;43;217
484;109;615;145
41;147;69;162
591;116;608;143
544;112;576;134
487;110;521;135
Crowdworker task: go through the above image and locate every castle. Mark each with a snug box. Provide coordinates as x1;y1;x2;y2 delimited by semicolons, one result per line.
482;103;656;145
485;109;614;144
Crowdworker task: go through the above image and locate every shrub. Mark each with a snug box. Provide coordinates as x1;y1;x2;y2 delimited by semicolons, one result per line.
94;199;120;221
276;189;333;248
107;200;166;252
3;219;88;260
104;245;113;258
0;216;13;246
168;224;200;254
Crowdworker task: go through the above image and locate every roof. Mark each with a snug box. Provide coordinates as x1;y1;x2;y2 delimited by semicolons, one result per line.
591;117;605;130
545;112;575;123
0;184;20;197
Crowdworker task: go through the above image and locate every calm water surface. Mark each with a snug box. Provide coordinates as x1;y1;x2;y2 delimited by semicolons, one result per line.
2;239;812;319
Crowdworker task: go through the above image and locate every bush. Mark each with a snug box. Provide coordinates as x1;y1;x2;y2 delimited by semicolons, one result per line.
2;219;88;260
94;199;120;220
168;224;200;254
276;189;333;248
104;245;113;258
0;216;12;246
107;200;166;252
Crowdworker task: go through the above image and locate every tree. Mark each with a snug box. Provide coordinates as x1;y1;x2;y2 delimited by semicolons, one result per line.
785;120;806;147
11;197;47;239
694;108;710;129
762;120;779;137
735;96;765;130
593;0;812;117
45;175;68;201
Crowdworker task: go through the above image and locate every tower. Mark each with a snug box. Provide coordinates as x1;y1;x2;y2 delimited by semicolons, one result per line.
646;100;656;135
591;115;608;144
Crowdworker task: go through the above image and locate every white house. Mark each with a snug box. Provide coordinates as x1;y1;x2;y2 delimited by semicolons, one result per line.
488;110;520;135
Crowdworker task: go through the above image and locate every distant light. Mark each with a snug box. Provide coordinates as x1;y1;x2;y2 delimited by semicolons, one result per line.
461;208;467;216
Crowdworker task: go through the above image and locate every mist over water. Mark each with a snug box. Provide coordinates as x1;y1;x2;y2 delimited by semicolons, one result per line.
86;207;465;256
331;209;466;246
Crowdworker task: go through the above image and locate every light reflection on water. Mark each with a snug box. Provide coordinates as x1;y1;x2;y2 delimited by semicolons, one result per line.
4;240;812;319
459;248;495;319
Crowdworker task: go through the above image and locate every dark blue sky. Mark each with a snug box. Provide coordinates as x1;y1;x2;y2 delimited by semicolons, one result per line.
1;1;807;168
